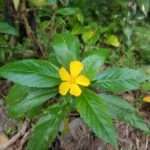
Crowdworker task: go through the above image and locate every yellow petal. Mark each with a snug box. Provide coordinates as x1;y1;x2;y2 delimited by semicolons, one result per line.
70;84;81;96
70;61;84;77
59;67;70;81
76;75;90;87
143;96;150;103
59;82;70;96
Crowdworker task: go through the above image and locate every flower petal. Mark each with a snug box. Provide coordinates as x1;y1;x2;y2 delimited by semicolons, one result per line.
76;75;90;86
59;82;70;95
143;96;150;103
70;84;81;96
70;61;84;77
59;67;70;81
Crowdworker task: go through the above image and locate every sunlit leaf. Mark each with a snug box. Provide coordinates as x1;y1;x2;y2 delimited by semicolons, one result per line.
105;35;120;47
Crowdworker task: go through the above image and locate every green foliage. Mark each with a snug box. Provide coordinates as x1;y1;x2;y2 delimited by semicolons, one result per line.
76;89;117;146
29;0;48;7
6;84;29;105
99;94;150;133
0;60;59;87
0;22;18;35
141;82;150;91
52;32;80;67
105;35;120;47
82;48;108;80
72;23;100;44
0;0;150;149
48;0;57;4
56;7;79;16
27;101;69;150
6;85;57;118
137;0;150;16
95;68;146;93
134;25;150;63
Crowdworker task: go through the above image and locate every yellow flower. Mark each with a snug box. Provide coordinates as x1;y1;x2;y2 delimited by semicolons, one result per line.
58;60;90;96
143;96;150;103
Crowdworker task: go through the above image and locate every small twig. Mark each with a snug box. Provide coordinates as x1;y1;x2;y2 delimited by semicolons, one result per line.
145;136;149;150
18;130;30;150
135;137;139;150
0;120;29;150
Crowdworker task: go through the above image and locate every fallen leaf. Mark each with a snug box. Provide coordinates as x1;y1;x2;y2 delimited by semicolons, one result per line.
0;132;9;145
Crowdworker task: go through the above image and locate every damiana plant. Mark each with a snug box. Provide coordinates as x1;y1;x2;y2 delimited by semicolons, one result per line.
0;32;149;150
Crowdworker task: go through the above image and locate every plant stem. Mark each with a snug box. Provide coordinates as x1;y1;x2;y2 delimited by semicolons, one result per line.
21;0;45;57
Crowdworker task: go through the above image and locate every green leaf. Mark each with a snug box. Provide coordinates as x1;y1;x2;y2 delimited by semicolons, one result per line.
123;113;150;134
76;89;117;145
82;23;100;44
6;84;29;105
7;87;57;118
82;29;96;43
52;32;80;67
137;0;150;16
95;68;145;93
134;26;150;63
99;94;135;118
48;0;57;4
0;59;60;88
72;23;100;44
27;101;69;150
56;7;79;16
76;12;84;24
72;24;83;35
141;81;150;91
30;0;48;7
0;22;18;36
99;94;150;134
82;48;108;80
6;84;40;118
105;35;120;47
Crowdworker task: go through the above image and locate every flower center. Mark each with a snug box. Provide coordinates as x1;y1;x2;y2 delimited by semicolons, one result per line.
69;76;76;84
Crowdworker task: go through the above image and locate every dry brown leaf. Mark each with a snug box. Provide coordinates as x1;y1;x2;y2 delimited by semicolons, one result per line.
0;133;9;145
